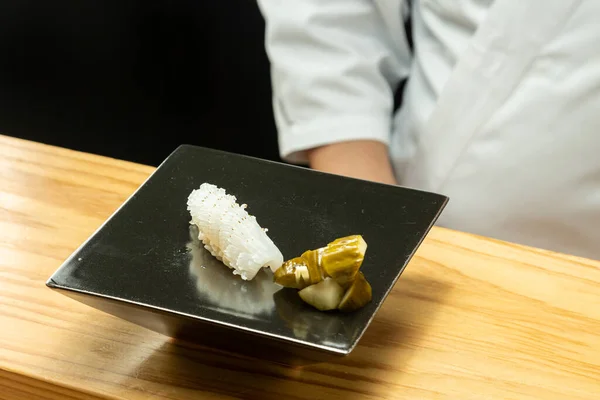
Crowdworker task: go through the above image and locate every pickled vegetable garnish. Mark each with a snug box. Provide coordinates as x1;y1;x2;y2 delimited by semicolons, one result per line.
298;278;344;311
338;272;372;312
320;235;367;288
275;235;372;312
273;255;322;289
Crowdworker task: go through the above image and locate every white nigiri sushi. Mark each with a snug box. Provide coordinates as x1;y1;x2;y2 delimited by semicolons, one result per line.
186;183;284;280
187;225;279;315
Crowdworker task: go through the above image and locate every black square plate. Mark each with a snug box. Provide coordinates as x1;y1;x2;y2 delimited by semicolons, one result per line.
47;145;448;365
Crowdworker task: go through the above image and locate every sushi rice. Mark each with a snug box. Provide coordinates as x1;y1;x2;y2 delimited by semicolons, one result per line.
187;183;284;280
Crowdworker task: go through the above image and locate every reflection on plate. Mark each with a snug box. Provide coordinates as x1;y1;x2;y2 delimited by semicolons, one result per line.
273;289;351;346
187;225;281;317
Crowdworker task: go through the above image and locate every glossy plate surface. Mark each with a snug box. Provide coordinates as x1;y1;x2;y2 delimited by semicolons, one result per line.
47;145;448;355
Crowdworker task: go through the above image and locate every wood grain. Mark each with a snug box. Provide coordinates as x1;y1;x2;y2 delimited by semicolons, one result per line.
1;134;599;400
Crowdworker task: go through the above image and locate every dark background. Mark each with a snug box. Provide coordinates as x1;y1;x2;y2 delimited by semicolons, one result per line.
0;0;280;166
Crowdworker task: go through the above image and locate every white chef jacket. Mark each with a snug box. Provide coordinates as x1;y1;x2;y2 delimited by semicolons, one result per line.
257;0;600;260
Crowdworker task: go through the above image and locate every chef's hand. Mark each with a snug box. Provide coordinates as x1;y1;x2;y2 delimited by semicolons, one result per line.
307;140;398;185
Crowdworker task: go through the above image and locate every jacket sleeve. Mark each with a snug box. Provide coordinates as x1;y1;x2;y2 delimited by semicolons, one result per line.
257;0;412;164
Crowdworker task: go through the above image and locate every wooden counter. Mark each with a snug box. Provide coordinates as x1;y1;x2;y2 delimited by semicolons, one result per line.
1;134;599;399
